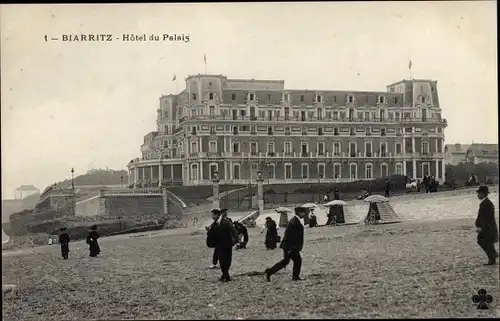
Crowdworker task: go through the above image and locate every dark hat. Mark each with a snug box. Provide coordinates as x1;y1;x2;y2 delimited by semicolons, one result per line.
294;206;307;214
60;227;67;231
90;225;97;230
220;208;228;213
265;216;271;220
476;186;489;194
211;209;221;214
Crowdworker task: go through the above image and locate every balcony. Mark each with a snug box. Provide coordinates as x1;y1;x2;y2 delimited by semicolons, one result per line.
177;114;449;125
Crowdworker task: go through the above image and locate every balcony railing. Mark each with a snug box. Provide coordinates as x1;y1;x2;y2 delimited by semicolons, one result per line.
178;115;448;125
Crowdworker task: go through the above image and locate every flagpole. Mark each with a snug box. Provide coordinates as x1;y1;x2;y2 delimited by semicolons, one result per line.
204;53;207;75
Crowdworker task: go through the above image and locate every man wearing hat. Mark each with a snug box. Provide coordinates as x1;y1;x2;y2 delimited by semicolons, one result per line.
206;209;221;269
58;227;70;260
210;208;239;282
475;186;499;265
264;206;307;281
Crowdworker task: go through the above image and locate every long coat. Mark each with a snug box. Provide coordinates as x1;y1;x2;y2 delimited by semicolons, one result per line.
215;218;239;249
475;197;499;243
280;216;304;251
264;219;279;249
86;230;101;256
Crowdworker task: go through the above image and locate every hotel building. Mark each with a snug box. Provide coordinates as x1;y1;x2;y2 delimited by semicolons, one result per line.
127;74;447;187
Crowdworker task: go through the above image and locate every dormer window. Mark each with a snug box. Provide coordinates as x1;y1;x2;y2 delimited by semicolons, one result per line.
232;93;236;100
268;94;271;100
394;97;399;104
192;93;197;100
316;95;322;103
421;96;425;103
209;93;214;100
249;93;254;101
348;95;354;103
300;95;304;102
379;96;385;104
283;93;289;101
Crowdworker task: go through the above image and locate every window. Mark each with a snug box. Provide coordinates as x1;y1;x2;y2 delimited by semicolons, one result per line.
268;94;271;100
308;111;314;119
317;108;323;120
210;126;216;135
283;94;289;101
318;127;323;136
348;95;354;103
396;143;402;154
285;164;292;179
250;142;257;155
268;164;275;179
233;142;240;153
364;112;370;120
267;126;273;135
379;96;385;104
326;111;332;119
191;109;196;117
365;142;372;157
209;82;212;86
350;163;357;179
318;163;325;178
380;143;387;157
249;94;254;100
333;112;339;120
316;95;322;103
231;164;240;180
365;163;373;179
301;142;308;156
421;96;425;103
209;141;217;153
422;142;429;155
284;141;292;154
209;164;218;179
233;126;239;135
381;163;388;177
357;112;364;120
267;142;275;155
300;95;304;102
395;163;403;175
285;127;290;135
209;93;214;100
232;93;236;100
192;93;197;100
209;106;215;117
350;142;356;157
334;142;341;156
394;97;399;104
366;127;371;136
301;164;309;179
190;164;199;181
191;142;198;153
251;163;259;177
422;163;430;176
240;110;246;117
334;127;339;136
334;164;341;179
381;128;386;136
318;142;325;155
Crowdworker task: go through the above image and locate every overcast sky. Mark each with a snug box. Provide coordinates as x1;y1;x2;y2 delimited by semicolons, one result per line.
1;2;497;199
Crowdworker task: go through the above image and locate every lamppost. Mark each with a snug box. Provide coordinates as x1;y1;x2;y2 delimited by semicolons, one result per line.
256;171;264;212
71;168;75;190
266;162;271;186
212;171;220;210
120;175;124;188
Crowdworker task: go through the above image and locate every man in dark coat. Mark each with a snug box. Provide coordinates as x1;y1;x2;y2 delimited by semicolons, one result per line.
215;208;239;282
59;227;70;260
333;188;340;200
206;209;220;269
265;206;306;281
475;186;499;265
234;221;249;249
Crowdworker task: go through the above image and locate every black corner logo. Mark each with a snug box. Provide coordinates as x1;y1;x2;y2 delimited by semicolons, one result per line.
472;289;493;309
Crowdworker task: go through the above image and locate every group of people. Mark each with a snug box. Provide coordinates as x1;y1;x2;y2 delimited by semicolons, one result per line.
205;206;308;282
56;225;101;260
423;175;439;193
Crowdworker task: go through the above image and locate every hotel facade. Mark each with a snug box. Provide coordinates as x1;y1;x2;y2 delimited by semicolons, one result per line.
127;74;447;187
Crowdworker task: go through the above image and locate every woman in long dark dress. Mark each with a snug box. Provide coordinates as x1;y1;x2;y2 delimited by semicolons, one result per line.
261;217;279;250
86;225;101;257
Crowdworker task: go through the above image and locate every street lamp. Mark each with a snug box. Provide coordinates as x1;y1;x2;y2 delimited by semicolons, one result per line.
266;163;271;185
120;175;124;188
71;168;75;190
257;171;262;180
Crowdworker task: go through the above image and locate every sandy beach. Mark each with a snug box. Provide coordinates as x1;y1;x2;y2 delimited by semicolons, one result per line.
2;191;499;320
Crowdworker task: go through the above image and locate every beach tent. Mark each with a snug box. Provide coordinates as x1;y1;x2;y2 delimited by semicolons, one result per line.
363;194;402;225
323;200;359;226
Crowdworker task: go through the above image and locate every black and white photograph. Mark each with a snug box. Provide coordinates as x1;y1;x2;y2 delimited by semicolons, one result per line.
1;2;498;319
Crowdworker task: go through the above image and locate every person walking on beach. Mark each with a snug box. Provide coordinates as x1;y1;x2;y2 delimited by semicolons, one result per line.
261;217;280;250
475;186;499;265
213;209;239;282
206;209;220;269
59;227;70;260
86;225;101;257
265;206;306;282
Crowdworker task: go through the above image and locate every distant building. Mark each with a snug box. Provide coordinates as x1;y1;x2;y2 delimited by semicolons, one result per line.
14;185;39;200
445;143;498;165
127;73;448;186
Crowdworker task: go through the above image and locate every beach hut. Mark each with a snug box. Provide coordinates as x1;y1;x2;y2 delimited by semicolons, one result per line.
324;200;358;226
301;203;318;225
363;195;402;225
